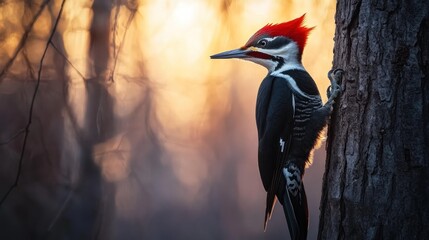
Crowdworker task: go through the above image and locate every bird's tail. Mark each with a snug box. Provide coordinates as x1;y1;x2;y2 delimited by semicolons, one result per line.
264;192;277;231
282;165;309;240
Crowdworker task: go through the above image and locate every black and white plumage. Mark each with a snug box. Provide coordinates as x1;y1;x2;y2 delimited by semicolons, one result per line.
257;67;335;240
211;15;341;240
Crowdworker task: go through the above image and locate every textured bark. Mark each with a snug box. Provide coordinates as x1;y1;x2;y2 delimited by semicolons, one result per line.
318;1;429;239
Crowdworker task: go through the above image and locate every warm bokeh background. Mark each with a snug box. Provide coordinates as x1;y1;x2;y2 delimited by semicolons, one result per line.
0;0;335;239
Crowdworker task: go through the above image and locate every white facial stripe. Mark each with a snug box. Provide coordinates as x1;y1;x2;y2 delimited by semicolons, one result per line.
273;62;305;72
245;57;304;72
262;36;278;42
246;37;303;72
258;41;299;60
245;57;276;70
250;37;278;52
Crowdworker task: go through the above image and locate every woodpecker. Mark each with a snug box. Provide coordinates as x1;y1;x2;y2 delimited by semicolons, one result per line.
211;15;341;240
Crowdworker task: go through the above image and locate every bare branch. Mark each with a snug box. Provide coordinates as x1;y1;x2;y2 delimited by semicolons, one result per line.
47;188;73;231
0;0;68;206
109;6;136;82
0;128;26;145
50;41;87;80
0;0;50;81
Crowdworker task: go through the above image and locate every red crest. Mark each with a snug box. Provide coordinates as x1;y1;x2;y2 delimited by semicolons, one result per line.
245;14;314;54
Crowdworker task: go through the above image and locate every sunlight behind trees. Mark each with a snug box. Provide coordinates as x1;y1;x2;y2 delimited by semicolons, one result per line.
0;0;335;239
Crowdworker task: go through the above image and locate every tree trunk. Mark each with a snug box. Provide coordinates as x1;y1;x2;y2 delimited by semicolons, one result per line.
318;1;429;239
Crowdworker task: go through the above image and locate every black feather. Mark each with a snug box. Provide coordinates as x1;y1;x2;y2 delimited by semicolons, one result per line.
256;69;324;239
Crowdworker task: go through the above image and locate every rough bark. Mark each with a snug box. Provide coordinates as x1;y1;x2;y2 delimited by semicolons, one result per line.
319;1;429;239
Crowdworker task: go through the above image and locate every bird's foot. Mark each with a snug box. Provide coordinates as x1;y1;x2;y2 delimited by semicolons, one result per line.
325;69;343;108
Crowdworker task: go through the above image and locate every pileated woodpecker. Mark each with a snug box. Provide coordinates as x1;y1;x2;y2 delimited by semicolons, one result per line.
211;15;341;240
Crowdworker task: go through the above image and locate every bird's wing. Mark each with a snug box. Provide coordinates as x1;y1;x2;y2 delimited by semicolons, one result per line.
255;75;295;230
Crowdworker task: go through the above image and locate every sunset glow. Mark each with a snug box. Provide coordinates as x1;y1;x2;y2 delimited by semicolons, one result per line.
0;0;335;238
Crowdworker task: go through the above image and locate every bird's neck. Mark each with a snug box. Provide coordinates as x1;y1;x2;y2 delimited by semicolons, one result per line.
269;58;305;74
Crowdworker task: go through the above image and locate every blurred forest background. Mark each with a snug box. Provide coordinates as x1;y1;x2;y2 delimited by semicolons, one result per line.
0;0;335;239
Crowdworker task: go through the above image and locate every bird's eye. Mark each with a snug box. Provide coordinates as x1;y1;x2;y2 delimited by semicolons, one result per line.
258;39;268;47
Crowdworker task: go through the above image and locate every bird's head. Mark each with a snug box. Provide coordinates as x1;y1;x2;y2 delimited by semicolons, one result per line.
211;14;313;72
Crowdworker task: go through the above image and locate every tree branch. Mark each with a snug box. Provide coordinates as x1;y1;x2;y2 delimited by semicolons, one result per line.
0;0;50;81
50;41;87;80
0;128;26;145
0;0;68;206
109;5;136;82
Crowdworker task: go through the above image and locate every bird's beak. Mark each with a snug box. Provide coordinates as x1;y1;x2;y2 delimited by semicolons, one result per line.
210;48;250;59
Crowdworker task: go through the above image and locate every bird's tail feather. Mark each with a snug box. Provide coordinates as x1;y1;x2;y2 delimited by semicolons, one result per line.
264;194;277;231
282;183;309;240
283;186;300;239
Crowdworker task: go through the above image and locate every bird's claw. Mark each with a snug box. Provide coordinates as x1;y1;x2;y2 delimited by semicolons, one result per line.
328;69;344;79
326;86;332;99
325;68;343;107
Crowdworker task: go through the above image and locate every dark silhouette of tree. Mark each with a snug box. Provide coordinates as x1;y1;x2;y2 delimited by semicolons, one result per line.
0;1;337;239
319;1;429;239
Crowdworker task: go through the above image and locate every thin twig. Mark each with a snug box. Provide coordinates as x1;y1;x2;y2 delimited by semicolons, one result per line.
0;0;68;206
0;128;26;145
47;187;73;231
0;0;50;81
50;41;87;80
108;7;136;82
22;49;37;80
